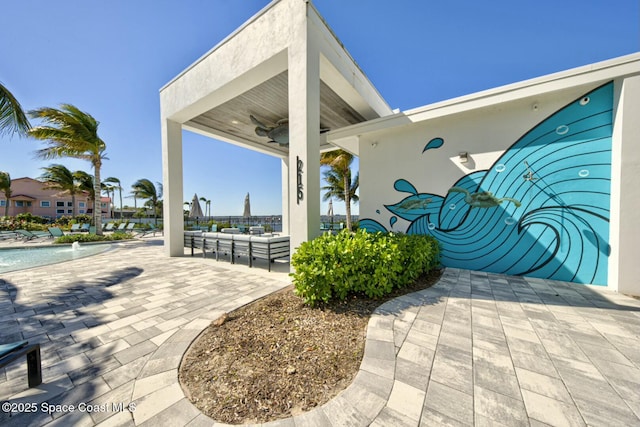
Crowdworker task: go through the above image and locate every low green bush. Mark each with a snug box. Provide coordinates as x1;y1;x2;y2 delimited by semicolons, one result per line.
291;229;439;306
54;233;134;244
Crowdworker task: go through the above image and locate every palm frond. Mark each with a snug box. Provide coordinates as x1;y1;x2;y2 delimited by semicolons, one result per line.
0;82;31;137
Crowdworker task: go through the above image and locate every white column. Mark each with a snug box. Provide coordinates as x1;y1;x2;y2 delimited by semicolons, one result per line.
281;157;290;235
161;119;185;256
287;2;321;251
609;75;640;296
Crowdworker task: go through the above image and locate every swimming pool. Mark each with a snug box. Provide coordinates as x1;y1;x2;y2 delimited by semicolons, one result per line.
0;244;113;273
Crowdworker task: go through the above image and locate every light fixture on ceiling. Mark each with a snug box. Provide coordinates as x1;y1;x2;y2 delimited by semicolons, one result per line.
459;152;469;163
231;120;240;125
371;142;378;148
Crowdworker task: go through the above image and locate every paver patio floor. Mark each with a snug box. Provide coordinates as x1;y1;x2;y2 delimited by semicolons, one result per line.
1;238;639;426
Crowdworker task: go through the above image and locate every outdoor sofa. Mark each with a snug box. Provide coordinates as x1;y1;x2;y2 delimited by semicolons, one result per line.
184;231;290;271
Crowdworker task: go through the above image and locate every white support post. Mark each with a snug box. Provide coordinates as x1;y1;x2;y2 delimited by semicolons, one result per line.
161;119;185;256
281;157;290;235
287;1;321;251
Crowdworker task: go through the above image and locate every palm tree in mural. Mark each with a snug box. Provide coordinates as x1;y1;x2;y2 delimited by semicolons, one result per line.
0;82;30;137
39;164;81;217
0;171;12;217
28;104;107;235
104;177;122;219
74;170;96;218
320;150;359;231
132;179;162;225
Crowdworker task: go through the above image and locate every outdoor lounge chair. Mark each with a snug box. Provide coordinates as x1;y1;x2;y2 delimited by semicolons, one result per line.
15;229;51;241
125;223;136;232
70;223;82;233
135;223;161;237
113;223;127;233
0;230;18;241
0;340;42;388
48;227;65;238
103;223;115;232
80;223;90;233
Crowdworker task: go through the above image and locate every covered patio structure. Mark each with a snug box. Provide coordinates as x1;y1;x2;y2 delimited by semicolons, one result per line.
160;0;392;257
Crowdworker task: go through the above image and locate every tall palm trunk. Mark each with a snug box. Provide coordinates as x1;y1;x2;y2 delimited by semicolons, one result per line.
344;170;352;231
93;162;102;234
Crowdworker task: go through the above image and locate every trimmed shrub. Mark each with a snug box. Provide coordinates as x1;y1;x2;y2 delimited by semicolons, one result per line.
291;229;439;306
54;233;134;244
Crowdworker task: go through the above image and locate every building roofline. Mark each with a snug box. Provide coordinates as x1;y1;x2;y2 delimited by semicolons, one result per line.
328;52;640;145
160;0;282;92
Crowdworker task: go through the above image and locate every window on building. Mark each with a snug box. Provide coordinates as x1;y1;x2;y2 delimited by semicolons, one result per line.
79;209;85;214
41;201;51;207
101;203;107;208
67;201;73;207
67;209;73;214
15;201;25;207
57;201;64;207
56;209;65;214
0;200;5;207
79;202;86;208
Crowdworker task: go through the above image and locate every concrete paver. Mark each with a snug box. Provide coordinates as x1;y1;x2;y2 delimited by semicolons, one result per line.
2;240;640;426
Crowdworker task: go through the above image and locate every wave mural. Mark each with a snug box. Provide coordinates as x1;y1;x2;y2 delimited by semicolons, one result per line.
361;82;613;285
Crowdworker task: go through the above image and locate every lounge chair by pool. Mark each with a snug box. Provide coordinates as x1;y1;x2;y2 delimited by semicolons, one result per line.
0;340;42;388
135;223;161;237
113;223;127;233
48;227;65;238
15;229;51;240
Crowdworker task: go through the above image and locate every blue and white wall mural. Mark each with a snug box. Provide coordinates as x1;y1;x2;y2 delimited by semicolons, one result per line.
360;82;613;285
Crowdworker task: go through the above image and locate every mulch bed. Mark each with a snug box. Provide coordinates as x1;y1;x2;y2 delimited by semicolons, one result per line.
179;269;442;424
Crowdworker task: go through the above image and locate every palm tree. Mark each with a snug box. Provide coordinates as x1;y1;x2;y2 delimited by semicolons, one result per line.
206;199;211;218
102;182;115;218
73;170;96;218
320;150;359;230
132;179;162;225
0;171;12;217
28;104;107;235
104;177;122;219
199;196;208;218
39;164;80;217
0;82;30;137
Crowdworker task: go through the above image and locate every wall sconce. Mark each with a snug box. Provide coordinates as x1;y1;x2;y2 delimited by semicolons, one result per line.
371;142;378;148
459;152;469;163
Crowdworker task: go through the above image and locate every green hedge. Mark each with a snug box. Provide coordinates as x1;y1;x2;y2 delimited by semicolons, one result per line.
291;229;440;306
54;233;134;244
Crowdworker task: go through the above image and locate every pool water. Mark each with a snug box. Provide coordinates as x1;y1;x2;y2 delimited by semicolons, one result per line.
0;244;112;273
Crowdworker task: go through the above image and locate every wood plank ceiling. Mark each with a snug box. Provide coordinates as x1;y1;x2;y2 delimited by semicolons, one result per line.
186;71;366;152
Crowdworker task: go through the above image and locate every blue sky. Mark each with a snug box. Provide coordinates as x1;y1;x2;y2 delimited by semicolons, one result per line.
1;0;637;216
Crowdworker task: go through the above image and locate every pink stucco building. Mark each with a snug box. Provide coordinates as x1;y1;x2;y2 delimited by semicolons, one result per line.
0;177;111;219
